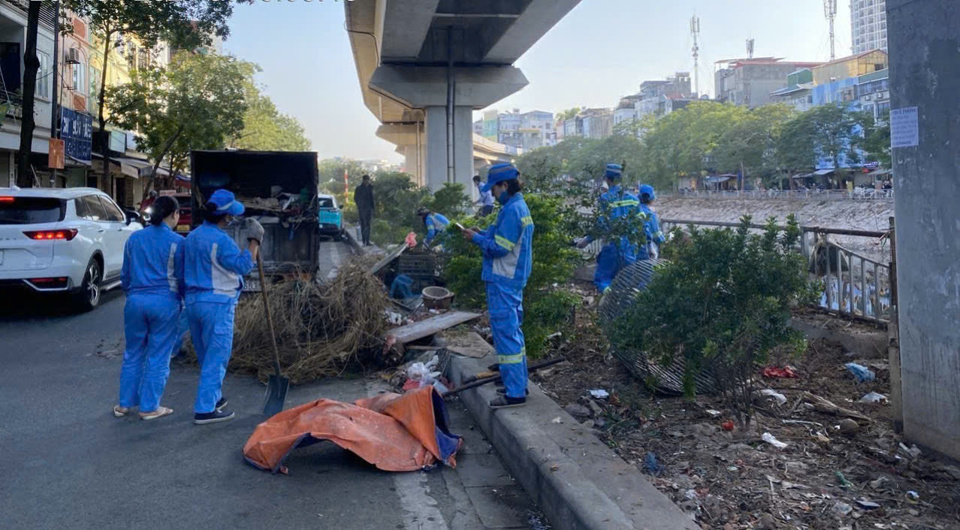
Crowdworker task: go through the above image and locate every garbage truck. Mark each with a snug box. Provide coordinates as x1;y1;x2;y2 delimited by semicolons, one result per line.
190;150;320;290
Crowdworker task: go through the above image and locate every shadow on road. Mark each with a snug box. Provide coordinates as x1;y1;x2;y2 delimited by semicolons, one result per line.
0;290;124;321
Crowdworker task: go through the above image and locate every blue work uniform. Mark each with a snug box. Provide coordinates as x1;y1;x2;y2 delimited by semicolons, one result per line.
182;221;255;414
470;193;534;399
638;203;666;259
587;185;640;292
476;184;495;216
117;224;184;413
424;213;450;246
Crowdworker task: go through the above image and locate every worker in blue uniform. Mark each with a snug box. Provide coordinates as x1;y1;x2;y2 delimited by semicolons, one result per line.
418;207;450;247
577;163;640;293
462;163;534;408
637;184;666;259
182;189;263;425
114;196;184;421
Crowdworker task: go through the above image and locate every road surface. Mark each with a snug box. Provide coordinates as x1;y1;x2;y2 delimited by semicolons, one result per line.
0;271;539;529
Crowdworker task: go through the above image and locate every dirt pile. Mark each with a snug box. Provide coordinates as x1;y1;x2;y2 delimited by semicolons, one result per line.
534;307;960;530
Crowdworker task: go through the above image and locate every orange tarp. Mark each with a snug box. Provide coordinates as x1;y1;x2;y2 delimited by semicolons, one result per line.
243;385;461;474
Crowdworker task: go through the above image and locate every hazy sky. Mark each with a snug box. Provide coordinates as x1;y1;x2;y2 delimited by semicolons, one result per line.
224;0;853;162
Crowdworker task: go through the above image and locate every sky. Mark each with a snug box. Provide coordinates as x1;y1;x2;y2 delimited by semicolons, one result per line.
223;0;853;163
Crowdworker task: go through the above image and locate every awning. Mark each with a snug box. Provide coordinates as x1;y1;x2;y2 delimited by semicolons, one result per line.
705;175;733;183
65;155;92;167
791;173;815;179
813;169;835;176
865;168;892;177
114;157;154;179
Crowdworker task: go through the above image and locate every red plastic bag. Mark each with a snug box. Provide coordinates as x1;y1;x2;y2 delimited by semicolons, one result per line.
762;366;798;378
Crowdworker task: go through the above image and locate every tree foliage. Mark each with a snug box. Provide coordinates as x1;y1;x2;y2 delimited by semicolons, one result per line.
778;104;875;178
610;216;817;426
516;134;648;195
230;63;311;151
108;53;248;189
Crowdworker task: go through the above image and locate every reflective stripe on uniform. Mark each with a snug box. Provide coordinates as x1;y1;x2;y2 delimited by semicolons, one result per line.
521;216;533;227
497;351;525;364
495;235;515;250
166;242;178;293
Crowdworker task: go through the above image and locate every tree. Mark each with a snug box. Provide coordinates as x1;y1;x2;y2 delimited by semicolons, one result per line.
609;216;817;426
64;0;248;183
779;104;874;186
555;107;581;121
230;63;311;151
107;53;248;193
16;0;41;187
714;104;796;187
863;112;891;168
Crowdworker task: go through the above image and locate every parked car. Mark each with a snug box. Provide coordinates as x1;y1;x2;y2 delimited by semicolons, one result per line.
172;193;192;235
0;187;142;311
317;194;344;241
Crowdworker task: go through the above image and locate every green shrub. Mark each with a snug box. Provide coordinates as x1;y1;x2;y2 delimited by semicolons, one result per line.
609;215;818;426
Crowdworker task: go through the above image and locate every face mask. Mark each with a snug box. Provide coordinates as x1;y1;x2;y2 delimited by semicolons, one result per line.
497;189;509;205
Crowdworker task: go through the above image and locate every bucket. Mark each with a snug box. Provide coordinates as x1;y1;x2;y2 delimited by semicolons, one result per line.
422;286;454;310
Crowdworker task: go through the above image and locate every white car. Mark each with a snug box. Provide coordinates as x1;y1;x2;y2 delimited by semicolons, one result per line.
0;187;142;311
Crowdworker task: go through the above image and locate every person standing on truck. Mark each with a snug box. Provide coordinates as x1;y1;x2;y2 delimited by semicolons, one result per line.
182;190;263;425
354;174;375;246
114;196;184;421
462;163;534;409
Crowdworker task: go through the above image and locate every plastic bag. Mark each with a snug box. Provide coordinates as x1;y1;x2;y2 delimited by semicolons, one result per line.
845;363;876;383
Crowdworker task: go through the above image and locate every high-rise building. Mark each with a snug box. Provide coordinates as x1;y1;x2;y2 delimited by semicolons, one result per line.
851;0;887;54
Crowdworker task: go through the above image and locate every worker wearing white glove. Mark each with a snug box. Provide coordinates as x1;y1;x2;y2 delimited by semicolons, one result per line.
244;218;265;244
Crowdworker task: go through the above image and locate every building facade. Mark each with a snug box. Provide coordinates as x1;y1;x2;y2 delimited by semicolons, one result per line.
715;58;822;108
851;0;887;54
0;0;56;187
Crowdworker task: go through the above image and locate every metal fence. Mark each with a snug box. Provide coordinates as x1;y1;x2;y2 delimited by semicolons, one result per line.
669;189;894;201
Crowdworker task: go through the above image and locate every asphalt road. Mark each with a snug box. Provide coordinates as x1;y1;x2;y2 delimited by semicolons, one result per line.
0;283;538;529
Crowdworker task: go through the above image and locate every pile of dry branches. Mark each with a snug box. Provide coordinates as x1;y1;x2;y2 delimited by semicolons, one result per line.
227;260;392;384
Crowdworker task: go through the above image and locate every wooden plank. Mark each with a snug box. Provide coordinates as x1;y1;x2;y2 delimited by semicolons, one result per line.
370;242;409;275
387;311;482;345
443;331;494;359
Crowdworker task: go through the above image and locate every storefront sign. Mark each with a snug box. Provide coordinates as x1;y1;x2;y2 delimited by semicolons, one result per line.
60;108;92;163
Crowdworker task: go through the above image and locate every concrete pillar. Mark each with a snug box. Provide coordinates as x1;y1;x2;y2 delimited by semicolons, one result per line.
424;106;475;192
887;0;960;459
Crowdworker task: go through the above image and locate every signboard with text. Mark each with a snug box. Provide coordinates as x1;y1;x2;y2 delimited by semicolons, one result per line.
60;108;93;163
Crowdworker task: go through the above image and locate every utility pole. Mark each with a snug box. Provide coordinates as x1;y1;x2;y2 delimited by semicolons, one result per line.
746;38;755;59
690;15;701;98
17;0;41;188
824;0;837;61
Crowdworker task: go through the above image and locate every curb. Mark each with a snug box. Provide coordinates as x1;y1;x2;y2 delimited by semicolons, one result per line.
342;224;363;253
446;354;699;530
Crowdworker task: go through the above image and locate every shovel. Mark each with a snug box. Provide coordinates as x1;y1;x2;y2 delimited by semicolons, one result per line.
257;252;289;416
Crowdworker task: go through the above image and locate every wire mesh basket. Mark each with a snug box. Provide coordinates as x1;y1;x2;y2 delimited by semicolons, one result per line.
598;259;719;395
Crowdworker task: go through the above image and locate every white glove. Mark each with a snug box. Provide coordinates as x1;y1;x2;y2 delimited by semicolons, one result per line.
244;218;265;244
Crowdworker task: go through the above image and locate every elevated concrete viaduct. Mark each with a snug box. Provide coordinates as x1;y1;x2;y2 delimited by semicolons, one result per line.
345;0;580;191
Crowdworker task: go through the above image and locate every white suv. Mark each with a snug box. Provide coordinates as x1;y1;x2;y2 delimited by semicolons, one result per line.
0;187;142;311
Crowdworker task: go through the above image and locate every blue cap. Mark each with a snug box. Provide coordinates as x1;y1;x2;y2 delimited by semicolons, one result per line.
605;163;623;180
482;163;519;193
208;189;245;216
639;184;656;202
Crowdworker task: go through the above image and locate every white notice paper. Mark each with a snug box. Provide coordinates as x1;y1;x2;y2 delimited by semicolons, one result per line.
890;107;919;148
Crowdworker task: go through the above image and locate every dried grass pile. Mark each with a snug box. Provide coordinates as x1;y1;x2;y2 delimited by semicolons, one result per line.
228;259;392;384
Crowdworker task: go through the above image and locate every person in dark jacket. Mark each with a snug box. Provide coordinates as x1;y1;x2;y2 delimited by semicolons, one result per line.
354;174;376;246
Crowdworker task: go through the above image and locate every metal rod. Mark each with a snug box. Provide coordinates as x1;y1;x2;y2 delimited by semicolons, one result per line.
446;26;455;185
860;257;867;317
660;218;886;238
826;239;833;312
443;357;566;397
874;264;881;319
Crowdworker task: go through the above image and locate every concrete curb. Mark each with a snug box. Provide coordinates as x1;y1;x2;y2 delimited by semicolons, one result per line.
342;224;363;253
446;354;699;530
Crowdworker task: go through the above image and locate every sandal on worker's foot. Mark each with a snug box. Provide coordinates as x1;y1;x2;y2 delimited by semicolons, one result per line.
113;405;133;418
489;395;526;409
496;387;530;396
139;407;173;421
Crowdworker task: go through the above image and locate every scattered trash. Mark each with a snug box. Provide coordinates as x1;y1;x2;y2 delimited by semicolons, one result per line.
838;418;860;435
832;502;853;517
905;491;920;504
836;471;855;490
644;452;661;476
551;416;563;424
856;499;881;510
844;363;876;383
761;432;788;449
705;409;722;418
549;463;560;472
898;443;921;459
721;420;735;432
762;366;798;378
406;356;441;389
589;389;609;399
869;477;889;490
761;389;788;405
858;392;888;404
683;489;698;501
